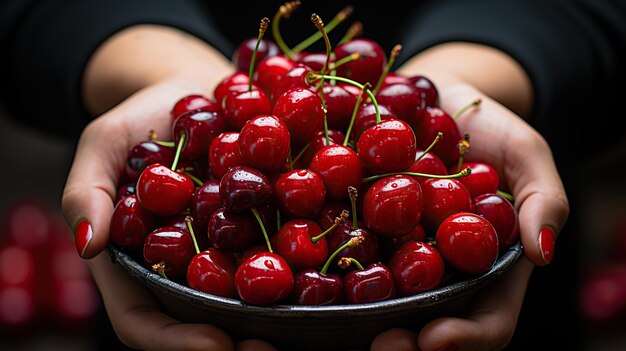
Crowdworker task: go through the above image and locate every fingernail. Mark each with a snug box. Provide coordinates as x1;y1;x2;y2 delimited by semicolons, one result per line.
539;227;555;264
75;218;93;258
434;343;457;351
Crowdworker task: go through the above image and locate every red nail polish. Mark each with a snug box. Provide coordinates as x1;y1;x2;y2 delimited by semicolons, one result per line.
75;219;93;258
539;227;555;264
434;343;457;351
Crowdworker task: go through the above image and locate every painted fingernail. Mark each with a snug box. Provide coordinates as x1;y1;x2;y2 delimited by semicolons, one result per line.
75;218;93;258
434;343;457;351
539;227;555;264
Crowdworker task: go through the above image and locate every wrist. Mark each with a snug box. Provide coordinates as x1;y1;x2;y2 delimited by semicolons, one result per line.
82;24;234;116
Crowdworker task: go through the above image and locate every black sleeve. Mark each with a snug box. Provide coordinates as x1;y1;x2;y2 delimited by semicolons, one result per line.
395;0;626;153
0;0;234;139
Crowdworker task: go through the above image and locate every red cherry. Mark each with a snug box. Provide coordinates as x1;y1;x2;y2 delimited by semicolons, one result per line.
274;219;329;272
172;110;226;161
420;178;473;232
473;193;520;251
254;55;299;98
362;175;424;237
270;64;313;105
388;241;446;296
109;195;158;254
272;86;325;148
407;149;448;184
326;224;380;274
186;247;237;298
436;212;499;275
379;72;411;89
232;37;279;73
296;51;330;72
222;85;272;131
379;224;427;259
334;38;387;86
219;166;273;213
116;182;136;203
453;161;500;198
351;103;398;144
143;226;196;281
238;114;291;174
213;71;250;107
290;269;343;306
171;94;220;121
343;262;396;304
208;132;244;179
189;179;221;239
375;82;423;125
126;140;175;181
413;106;462;167
409;75;439;107
207;207;261;252
308;145;363;201
315;200;351;231
274;169;326;219
136;163;195;217
234;252;294;305
321;84;358;132
294;130;344;169
357;119;417;174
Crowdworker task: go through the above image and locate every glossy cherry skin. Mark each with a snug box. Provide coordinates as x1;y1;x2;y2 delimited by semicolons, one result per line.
357;119;417;174
420;178;473;233
219;166;273;213
453;161;500;198
473;193;520;251
407;150;448;184
270;64;313;105
379;224;427;260
375;82;423;125
213;71;250;106
296;51;330;72
326;223;380;273
186;247;236;298
238;114;290;174
208;132;243;179
171;94;220;121
333;38;387;86
315;200;351;231
207;207;261;252
290;269;343;305
362;175;424;237
272;87;325;148
222;86;272;131
136;163;195;217
232;37;279;73
343;262;396;304
173;110;226;161
412;106;462;167
274;219;329;272
409;75;439;107
254;55;298;98
308;145;363;201
351;103;398;144
322;84;358;131
143;226;196;281
295;130;345;169
116;182;136;203
274;169;326;219
109;195;158;255
436;211;499;275
234;252;294;305
379;72;411;89
388;241;446;296
126;140;175;181
190;180;221;238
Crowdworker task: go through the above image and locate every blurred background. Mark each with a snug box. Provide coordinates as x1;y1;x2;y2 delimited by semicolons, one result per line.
0;104;625;350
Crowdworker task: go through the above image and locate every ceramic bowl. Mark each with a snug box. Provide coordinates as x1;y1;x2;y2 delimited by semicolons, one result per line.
106;241;522;351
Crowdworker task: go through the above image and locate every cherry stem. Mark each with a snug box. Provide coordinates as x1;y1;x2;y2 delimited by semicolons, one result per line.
311;13;331;78
372;44;402;96
362;167;472;183
338;21;363;46
249;17;271;92
497;190;515;202
415;132;443;163
271;1;301;60
276;208;282;231
152;262;168;279
456;133;471;173
185;216;200;254
348;186;359;230
251;207;273;253
170;132;186;171
292;5;353;53
153;140;175;148
182;171;204;187
320;235;364;275
452;98;482;120
311;210;349;243
338;257;364;270
329;53;361;70
343;82;370;147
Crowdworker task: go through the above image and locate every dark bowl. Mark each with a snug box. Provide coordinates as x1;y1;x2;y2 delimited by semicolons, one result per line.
106;241;522;351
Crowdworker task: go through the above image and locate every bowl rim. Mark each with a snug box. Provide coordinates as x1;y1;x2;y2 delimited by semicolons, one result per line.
106;240;523;316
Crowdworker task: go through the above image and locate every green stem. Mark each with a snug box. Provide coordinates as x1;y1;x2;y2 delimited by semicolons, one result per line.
415;132;443;163
271;1;300;60
339;257;364;270
251;207;273;253
153;140;175;148
185;216;200;254
292;5;353;53
308;73;380;123
497;190;515;202
290;143;310;169
320;236;363;275
362;167;471;183
372;44;402;96
337;21;363;46
249;17;271;92
452;98;482;120
183;171;204;187
348;186;359;230
343;83;369;147
170;132;186;171
311;210;349;243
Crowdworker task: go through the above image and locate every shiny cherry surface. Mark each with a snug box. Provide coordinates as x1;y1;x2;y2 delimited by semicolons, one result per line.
234;252;294;305
136;163;195;217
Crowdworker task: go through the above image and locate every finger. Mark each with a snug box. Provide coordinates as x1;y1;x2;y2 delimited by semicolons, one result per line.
371;328;420;351
418;259;533;351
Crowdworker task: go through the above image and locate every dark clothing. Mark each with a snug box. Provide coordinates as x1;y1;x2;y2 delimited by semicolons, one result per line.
1;1;625;350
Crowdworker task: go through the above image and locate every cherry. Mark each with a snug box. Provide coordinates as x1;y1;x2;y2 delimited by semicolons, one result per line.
357;119;417;174
407;149;448;184
213;71;250;107
453;161;500;198
351;103;398;144
208;131;244;179
126;139;175;181
189;179;221;238
254;54;298;98
116;182;136;203
143;225;196;281
412;106;463;167
473;192;520;251
379;224;427;259
274;169;326;219
315;200;351;231
388;241;446;296
379;72;411;90
238;114;291;174
409;74;439;107
343;261;396;304
436;211;499;275
420;178;473;233
362;175;424;237
0;244;39;332
293;129;344;169
186;247;237;298
232;37;279;73
172;110;226;161
171;94;220;121
272;86;325;148
269;64;314;105
290;269;343;306
136;163;195;217
273;219;330;272
109;194;158;255
322;84;358;131
219;165;273;213
207;207;261;252
375;82;423;125
222;85;272;131
234;251;294;305
308;144;363;200
333;38;387;86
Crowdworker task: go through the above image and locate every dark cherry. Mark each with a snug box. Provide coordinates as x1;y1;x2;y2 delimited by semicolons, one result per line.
172;110;226;161
412;106;462;167
290;269;343;306
343;262;396;304
143;226;195;281
379;72;411;90
190;179;221;239
351;103;397;144
326;224;379;273
322;84;358;132
308;145;363;201
208;132;244;179
473;193;520;251
234;252;294;305
333;38;387;86
232;37;279;73
109;195;157;255
436;211;499;275
116;182;136;203
388;241;445;296
362;175;424;237
315;200;351;231
453;161;500;198
272;86;325;148
136;163;195;217
207;207;261;252
409;75;439;107
238;114;291;174
295;130;344;169
274;169;326;219
296;51;330;72
171;94;220;121
186;247;237;298
222;85;272;131
407;149;448;184
274;219;328;272
213;71;250;107
420;178;473;233
254;55;299;99
379;224;427;259
219;166;273;213
270;64;314;105
375;82;423;125
357;119;417;174
126;140;175;181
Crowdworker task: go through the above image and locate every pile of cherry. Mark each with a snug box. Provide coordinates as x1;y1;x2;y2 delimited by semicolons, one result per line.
110;3;520;306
